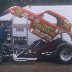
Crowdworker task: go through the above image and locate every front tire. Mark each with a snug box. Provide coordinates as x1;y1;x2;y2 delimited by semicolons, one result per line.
56;43;72;64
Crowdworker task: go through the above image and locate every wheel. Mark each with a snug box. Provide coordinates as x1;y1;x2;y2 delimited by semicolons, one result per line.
55;43;72;64
0;53;2;63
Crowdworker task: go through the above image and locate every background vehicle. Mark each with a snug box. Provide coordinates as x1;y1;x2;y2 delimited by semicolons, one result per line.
0;6;72;64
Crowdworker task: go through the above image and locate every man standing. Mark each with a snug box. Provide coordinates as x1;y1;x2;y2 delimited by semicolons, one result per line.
0;20;12;44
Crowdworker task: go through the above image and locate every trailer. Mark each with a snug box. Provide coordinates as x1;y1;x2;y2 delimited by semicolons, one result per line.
0;6;72;64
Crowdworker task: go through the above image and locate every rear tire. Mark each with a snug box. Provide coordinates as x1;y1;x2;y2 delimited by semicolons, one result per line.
55;43;72;64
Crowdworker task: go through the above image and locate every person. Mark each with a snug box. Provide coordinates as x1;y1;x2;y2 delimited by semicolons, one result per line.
0;20;12;44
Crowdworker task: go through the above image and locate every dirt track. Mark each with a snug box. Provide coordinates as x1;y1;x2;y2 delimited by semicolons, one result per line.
0;60;72;72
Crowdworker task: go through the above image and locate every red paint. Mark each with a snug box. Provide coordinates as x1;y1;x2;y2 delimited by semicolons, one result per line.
7;6;71;41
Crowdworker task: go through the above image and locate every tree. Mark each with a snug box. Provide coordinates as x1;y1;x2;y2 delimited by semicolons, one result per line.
0;0;13;16
0;0;29;16
0;0;72;16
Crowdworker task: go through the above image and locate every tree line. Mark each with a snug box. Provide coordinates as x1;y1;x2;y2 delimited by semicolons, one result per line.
0;0;72;16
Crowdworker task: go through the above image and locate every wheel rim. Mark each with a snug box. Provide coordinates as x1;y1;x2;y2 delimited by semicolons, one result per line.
60;48;72;62
0;53;2;62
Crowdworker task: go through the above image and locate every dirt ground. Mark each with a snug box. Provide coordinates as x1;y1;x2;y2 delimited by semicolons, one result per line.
0;60;72;72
